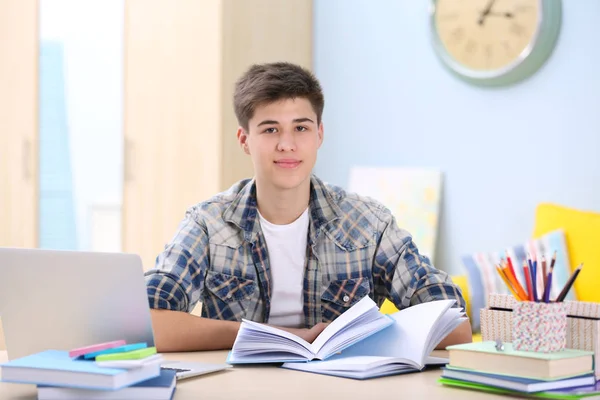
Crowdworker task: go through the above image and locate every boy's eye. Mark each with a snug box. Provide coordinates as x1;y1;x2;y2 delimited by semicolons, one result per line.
263;127;278;134
296;126;308;132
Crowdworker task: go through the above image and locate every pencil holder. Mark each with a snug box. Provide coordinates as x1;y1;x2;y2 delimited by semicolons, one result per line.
512;301;568;353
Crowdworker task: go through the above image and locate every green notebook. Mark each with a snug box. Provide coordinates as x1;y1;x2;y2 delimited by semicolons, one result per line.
445;341;594;380
446;341;594;360
439;377;600;399
95;346;157;362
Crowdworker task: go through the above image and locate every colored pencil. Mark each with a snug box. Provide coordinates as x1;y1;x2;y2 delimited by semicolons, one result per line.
543;261;555;303
496;266;519;300
523;260;534;301
556;263;583;302
541;255;548;293
502;265;528;301
505;252;517;283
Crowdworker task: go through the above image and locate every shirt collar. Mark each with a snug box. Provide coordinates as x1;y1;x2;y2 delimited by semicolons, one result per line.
223;174;342;243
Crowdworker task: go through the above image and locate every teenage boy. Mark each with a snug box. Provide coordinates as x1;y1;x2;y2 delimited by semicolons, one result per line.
145;62;472;352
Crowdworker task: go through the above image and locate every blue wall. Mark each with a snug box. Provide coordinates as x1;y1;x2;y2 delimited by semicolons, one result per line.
313;0;600;275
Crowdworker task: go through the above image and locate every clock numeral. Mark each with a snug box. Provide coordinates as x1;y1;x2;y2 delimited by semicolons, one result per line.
484;44;493;59
465;39;477;54
510;22;526;37
450;27;464;43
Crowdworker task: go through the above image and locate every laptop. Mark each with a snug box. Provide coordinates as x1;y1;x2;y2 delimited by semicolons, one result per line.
0;247;230;380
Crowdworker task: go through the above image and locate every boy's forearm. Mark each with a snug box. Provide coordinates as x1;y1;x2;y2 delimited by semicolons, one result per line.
435;319;473;350
150;309;328;352
150;309;241;352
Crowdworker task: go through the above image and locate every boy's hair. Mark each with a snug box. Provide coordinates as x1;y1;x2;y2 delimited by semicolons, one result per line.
234;62;324;130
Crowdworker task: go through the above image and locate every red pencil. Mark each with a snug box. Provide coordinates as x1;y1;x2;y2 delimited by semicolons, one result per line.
505;252;517;283
523;260;534;301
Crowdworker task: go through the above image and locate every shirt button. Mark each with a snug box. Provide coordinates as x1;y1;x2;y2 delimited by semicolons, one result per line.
343;295;350;303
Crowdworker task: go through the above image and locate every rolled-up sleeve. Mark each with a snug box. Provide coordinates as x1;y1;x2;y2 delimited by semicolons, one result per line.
144;210;209;313
372;208;466;311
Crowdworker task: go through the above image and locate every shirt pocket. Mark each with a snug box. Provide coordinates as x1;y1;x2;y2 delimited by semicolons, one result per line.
320;277;370;322
203;270;257;321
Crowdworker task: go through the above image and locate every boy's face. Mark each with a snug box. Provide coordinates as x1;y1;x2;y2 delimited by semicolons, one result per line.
238;97;323;192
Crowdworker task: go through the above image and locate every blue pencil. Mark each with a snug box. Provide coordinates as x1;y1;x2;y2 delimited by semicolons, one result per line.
528;254;538;302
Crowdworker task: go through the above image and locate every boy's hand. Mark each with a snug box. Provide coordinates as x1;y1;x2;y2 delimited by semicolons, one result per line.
278;322;330;343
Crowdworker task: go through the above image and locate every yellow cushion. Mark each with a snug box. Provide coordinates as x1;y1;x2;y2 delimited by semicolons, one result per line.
379;274;471;317
533;203;600;302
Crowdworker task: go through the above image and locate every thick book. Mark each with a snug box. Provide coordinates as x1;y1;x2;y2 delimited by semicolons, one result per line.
0;350;160;390
281;299;467;379
441;367;596;393
227;295;394;364
37;369;177;400
446;341;594;380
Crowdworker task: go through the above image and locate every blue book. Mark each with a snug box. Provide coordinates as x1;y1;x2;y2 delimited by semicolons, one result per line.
227;296;394;364
37;369;177;400
0;350;160;390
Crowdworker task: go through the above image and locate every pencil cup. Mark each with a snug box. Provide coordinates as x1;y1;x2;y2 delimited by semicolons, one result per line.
512;301;568;353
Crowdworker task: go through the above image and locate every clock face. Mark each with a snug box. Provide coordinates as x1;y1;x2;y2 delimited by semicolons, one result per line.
434;0;541;72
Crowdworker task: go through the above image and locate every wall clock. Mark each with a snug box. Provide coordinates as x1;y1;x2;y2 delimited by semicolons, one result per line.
431;0;562;87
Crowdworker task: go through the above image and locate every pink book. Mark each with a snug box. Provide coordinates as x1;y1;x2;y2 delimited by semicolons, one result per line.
68;340;126;358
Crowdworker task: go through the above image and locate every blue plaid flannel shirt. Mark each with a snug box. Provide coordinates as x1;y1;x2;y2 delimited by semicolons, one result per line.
145;175;466;327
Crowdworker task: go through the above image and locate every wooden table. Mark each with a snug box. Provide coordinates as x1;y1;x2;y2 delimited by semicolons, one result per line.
0;350;518;399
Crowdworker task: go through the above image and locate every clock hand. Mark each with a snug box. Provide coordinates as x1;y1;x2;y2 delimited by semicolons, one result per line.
487;11;514;18
478;0;497;25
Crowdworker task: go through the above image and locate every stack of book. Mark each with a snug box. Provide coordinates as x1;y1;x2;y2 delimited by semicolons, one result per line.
439;341;600;399
0;340;176;399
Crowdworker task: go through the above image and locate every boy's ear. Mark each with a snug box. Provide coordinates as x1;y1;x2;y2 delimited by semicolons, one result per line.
317;122;324;148
237;127;250;155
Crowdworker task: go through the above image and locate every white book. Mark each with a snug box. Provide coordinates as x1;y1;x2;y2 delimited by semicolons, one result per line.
226;296;394;364
282;299;467;379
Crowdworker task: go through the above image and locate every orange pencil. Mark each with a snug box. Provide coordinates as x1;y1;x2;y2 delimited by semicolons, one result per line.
496;266;520;300
502;265;528;301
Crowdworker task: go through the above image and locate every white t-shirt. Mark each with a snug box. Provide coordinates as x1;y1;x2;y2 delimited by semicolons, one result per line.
258;208;309;328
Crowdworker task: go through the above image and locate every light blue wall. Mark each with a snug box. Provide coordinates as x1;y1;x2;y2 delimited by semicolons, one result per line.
313;0;600;275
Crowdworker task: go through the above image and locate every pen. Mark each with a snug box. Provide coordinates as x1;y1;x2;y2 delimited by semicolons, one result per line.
556;263;583;302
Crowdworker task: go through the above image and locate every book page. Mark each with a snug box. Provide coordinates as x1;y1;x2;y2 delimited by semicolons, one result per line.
311;296;378;352
230;320;314;360
325;299;456;367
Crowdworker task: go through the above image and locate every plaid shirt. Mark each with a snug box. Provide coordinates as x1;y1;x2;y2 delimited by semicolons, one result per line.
145;175;466;327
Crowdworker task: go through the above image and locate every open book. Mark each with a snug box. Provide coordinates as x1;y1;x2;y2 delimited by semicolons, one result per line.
226;296;393;364
282;299;467;379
